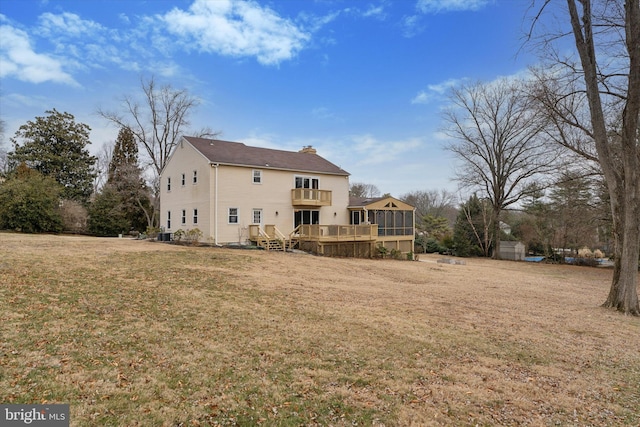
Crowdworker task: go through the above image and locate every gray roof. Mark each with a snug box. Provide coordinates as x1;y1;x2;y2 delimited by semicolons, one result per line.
183;136;349;176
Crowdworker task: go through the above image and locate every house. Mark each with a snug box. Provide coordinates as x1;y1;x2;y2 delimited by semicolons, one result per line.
159;136;414;256
499;241;526;261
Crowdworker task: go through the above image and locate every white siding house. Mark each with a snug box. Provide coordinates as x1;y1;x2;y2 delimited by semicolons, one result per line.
160;137;351;245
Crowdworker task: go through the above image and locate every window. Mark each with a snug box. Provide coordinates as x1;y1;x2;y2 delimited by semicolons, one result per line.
252;209;262;224
294;176;319;189
253;170;262;184
167;211;171;229
181;209;186;225
181;173;186;186
193;170;198;184
228;208;238;224
193;209;198;224
167;177;171;191
294;210;319;227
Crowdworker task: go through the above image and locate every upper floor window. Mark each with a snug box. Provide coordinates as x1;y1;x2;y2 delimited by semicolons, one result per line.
167;177;171;191
295;176;319;189
181;173;186;186
253;170;262;184
193;170;198;184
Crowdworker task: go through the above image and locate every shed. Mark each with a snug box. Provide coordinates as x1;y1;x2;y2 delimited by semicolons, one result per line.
499;241;525;261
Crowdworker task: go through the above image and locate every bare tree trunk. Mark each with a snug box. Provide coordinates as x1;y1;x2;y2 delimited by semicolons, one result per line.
492;208;501;259
566;0;640;315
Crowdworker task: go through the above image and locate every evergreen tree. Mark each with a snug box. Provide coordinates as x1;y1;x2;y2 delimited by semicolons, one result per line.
0;163;63;233
8;110;97;203
88;127;151;236
87;186;129;236
107;127;151;232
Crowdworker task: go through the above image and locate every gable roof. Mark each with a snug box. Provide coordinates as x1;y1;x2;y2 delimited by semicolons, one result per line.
349;196;414;210
183;136;349;176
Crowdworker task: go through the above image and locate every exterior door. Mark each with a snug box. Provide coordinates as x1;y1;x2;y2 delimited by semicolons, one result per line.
252;209;263;227
294;210;319;227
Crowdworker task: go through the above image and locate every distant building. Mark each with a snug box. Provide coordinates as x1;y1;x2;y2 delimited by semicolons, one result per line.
499;241;525;261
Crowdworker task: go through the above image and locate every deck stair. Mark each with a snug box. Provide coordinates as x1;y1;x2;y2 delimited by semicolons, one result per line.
249;224;288;252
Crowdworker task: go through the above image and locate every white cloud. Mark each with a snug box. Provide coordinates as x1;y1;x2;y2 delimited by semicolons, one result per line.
162;0;310;65
412;78;465;104
37;12;106;39
0;23;78;85
350;134;423;166
416;0;492;14
401;15;425;38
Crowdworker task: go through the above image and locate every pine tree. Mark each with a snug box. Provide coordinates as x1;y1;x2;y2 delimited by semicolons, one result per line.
89;127;151;235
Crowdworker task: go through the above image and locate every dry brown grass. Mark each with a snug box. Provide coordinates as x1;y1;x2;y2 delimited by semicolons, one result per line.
0;232;638;426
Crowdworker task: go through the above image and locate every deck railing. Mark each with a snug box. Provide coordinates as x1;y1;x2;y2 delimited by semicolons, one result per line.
297;224;378;242
291;188;332;206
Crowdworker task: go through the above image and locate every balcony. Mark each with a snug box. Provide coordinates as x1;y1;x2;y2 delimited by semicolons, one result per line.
291;188;332;207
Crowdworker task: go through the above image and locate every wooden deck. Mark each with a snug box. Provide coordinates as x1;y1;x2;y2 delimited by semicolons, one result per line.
249;224;378;255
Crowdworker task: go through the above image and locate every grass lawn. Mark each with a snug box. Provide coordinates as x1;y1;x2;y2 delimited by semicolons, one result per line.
1;232;639;426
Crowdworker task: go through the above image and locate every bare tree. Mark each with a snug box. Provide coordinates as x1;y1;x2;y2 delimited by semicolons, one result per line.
93;142;113;194
443;78;558;259
97;76;217;225
349;182;381;198
529;0;639;315
0;118;7;174
400;189;457;228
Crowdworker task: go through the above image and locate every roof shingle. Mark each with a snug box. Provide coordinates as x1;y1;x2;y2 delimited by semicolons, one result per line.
183;136;349;176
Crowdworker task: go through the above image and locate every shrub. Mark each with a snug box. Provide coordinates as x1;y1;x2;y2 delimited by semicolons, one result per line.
0;168;63;233
376;244;388;258
58;200;88;233
184;228;203;245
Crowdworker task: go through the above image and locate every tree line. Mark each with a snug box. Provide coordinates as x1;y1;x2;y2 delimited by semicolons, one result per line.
0;76;210;237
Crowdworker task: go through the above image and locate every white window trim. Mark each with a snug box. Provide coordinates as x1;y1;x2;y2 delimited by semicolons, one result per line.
228;207;239;224
252;169;262;184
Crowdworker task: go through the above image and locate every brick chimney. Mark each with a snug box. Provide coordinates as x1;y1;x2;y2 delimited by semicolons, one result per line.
299;145;317;154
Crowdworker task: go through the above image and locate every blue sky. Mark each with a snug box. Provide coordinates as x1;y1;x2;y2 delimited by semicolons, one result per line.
1;0;541;198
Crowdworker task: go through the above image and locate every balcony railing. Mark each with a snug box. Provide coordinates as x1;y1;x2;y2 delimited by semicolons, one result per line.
291;188;332;206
